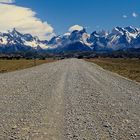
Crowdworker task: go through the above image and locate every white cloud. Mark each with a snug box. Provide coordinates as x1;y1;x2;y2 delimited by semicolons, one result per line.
68;25;84;32
132;12;138;18
0;3;55;40
0;0;14;3
123;15;127;18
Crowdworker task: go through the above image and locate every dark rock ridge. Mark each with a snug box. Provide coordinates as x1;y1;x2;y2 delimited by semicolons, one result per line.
0;26;140;53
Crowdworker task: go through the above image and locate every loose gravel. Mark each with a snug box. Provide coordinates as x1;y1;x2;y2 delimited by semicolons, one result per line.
0;59;140;140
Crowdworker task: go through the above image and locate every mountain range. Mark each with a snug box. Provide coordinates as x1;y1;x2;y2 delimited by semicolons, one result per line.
0;26;140;54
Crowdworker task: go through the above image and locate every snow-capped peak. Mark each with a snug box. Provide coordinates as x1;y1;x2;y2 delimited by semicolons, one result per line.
63;32;71;36
0;28;49;50
112;27;124;35
8;28;22;38
124;26;139;34
0;26;140;53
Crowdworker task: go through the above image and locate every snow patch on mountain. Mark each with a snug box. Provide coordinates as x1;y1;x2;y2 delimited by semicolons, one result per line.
0;26;140;53
0;28;49;50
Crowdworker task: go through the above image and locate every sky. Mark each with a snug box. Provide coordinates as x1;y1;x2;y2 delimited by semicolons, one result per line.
0;0;140;40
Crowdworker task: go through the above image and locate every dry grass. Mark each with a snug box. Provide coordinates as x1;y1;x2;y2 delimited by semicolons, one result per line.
85;58;140;83
0;59;56;73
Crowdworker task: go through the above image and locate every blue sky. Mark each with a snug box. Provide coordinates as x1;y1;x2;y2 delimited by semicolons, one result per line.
15;0;140;33
0;0;140;39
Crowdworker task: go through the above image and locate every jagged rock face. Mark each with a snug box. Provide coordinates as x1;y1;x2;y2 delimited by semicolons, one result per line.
0;28;49;53
0;26;140;53
47;26;140;52
131;34;140;48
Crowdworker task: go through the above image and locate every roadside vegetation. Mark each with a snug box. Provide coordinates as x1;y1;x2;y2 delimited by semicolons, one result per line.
0;59;56;73
86;58;140;83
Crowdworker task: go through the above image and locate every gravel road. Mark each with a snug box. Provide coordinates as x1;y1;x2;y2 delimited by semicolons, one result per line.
0;59;140;140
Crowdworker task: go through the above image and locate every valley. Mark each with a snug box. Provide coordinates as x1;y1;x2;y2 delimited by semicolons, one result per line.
0;1;140;140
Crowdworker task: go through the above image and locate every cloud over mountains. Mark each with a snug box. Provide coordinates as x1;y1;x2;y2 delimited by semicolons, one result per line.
0;2;55;40
0;0;14;3
68;25;84;32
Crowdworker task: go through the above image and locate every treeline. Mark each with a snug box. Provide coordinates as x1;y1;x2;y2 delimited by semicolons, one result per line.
48;49;140;59
0;51;55;60
0;49;140;60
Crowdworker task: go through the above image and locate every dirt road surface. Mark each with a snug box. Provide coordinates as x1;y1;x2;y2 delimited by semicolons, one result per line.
0;59;140;140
